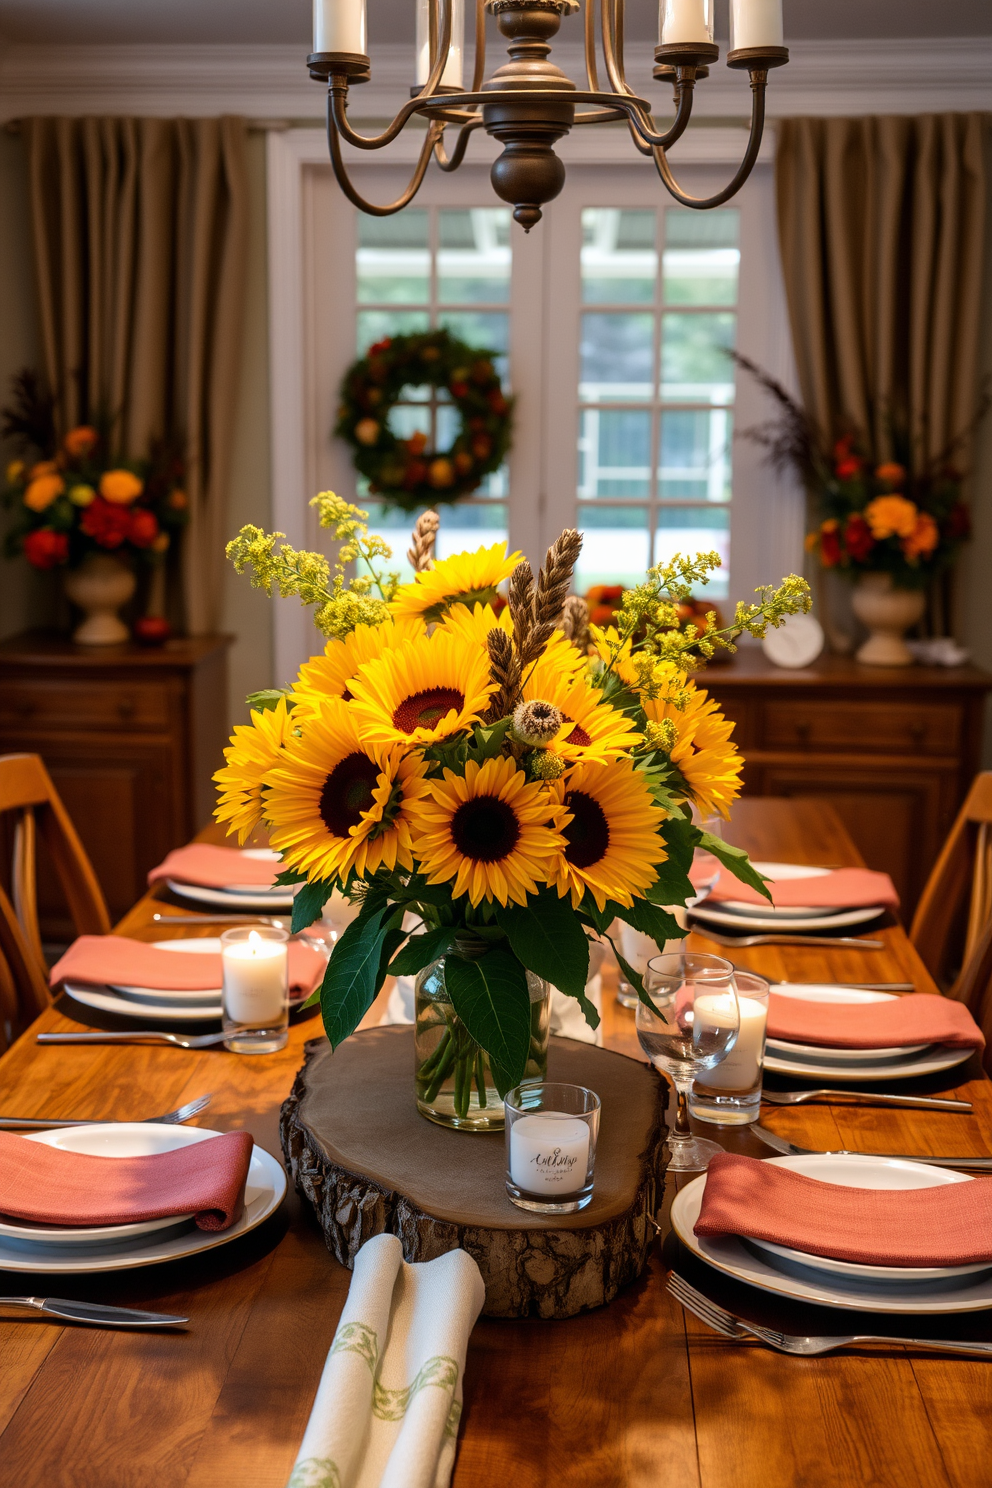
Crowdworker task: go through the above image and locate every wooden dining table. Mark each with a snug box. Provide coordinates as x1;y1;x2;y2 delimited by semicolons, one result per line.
2;796;992;1488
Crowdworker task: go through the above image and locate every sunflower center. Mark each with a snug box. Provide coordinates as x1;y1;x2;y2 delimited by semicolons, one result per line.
319;752;380;836
563;716;592;747
450;794;520;863
563;790;610;869
393;686;464;733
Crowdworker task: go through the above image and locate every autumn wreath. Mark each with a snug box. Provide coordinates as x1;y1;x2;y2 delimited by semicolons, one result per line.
335;328;513;514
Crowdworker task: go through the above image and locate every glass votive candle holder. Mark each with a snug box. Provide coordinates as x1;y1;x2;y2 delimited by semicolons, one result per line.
221;926;290;1054
689;970;769;1125
504;1082;601;1214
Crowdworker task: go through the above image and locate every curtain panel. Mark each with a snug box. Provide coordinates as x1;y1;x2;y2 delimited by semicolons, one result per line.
775;113;988;469
22;116;250;634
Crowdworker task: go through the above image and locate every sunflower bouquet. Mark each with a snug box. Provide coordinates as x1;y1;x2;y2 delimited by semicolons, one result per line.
218;496;810;1126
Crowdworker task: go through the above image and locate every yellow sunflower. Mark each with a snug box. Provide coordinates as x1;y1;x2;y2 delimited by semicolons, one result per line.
642;680;743;819
389;541;522;623
264;700;428;882
550;759;666;911
407;756;565;907
589;624;685;700
442;600;586;688
213;697;296;844
291;617;423;717
348;626;496;747
521;658;641;763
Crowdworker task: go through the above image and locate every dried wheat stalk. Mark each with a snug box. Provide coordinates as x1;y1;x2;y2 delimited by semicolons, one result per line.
507;559;535;661
562;594;590;653
407;510;440;572
518;528;583;665
485;626;522;721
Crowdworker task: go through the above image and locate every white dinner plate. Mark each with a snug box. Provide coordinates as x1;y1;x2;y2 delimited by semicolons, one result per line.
167;879;296;910
63;983;222;1023
671;1153;992;1314
763;1043;971;1081
110;938;223;1002
0;1124;286;1274
691;902;885;934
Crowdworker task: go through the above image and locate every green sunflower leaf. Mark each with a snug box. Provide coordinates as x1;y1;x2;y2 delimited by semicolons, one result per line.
617;896;685;946
697;832;772;901
444;945;531;1090
319;905;392;1048
604;932;655;1009
659;811;699;875
291;877;333;933
376;917;410;990
388;925;455;978
495;888;590;1001
273;866;308;887
641;853;696;908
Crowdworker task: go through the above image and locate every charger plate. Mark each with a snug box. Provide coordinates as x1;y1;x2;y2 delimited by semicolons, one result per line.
671;1153;992;1314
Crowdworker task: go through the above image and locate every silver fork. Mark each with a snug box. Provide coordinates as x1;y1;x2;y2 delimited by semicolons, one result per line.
667;1272;992;1357
761;1088;973;1112
37;1031;228;1049
0;1093;214;1130
689;926;884;950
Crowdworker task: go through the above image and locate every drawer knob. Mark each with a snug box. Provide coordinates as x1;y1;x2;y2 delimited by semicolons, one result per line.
910;722;925;742
795;720;810;741
118;698;136;719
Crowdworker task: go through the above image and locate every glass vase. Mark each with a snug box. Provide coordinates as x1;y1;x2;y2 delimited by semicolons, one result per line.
414;955;550;1131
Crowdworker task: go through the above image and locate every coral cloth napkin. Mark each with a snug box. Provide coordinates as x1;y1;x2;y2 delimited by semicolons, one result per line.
766;991;985;1051
0;1129;253;1232
694;1152;992;1267
287;1233;485;1488
703;866;899;911
148;844;280;889
50;936;327;999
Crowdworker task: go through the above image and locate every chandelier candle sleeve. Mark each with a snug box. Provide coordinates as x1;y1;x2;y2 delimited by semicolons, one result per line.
659;0;714;45
416;0;464;86
313;0;367;55
729;0;783;51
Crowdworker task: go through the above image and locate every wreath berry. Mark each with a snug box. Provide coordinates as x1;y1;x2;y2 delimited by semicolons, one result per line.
335;328;513;514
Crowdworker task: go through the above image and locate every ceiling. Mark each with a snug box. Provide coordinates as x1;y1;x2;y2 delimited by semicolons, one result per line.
0;0;989;45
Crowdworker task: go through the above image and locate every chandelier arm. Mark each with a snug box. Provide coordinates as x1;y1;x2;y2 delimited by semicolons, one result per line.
471;0;487;91
326;0;453;151
433;117;486;170
624;77;695;151
584;0;600;93
600;0;634;96
326;107;443;216
650;71;768;208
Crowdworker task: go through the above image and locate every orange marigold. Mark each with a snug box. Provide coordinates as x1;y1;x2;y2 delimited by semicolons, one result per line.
864;494;917;540
874;461;907;487
903;512;940;560
23;473;65;511
99;469;144;505
64;425;99;460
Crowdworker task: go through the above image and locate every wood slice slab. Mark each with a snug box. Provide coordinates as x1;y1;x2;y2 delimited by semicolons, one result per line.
280;1026;668;1319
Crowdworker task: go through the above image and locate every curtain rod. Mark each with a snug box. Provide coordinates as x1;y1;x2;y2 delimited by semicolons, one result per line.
3;118;300;134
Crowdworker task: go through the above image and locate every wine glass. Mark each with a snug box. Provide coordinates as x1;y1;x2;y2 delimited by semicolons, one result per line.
635;951;739;1172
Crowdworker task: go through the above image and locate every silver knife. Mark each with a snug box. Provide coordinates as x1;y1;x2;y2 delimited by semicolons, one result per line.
753;1123;992;1171
768;981;916;993
0;1297;189;1328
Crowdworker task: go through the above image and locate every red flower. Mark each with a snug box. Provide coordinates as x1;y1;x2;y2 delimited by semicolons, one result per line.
487;391;508;415
844;514;875;562
819;523;842;567
129;509;159;548
367;338;392;355
835;456;863;481
23;528;69;569
944;502;971;542
80;496;132;549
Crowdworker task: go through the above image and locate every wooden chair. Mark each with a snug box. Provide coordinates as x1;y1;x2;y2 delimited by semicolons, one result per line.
911;772;992;994
0;753;111;1037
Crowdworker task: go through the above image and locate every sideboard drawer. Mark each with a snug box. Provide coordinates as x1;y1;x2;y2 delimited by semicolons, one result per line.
762;699;960;756
0;679;172;733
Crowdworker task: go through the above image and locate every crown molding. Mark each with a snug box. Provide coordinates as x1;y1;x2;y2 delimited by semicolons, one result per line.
0;36;989;122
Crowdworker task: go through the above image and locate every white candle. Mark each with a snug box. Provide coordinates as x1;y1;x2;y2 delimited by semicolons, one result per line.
696;993;766;1088
729;0;783;51
313;0;368;55
416;0;465;87
222;931;288;1027
659;0;714;46
509;1112;590;1195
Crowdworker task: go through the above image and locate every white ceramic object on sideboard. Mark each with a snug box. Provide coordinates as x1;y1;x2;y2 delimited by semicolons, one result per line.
63;552;136;645
850;573;926;667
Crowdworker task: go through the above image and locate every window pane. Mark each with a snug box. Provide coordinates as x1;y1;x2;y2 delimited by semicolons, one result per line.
574;505;651;592
578;409;652;499
658;409;732;502
580;313;654;401
662;207;739;307
655;506;730;599
660;312;736;403
356;211;430;305
356;309;430;355
386;403;432;442
437;209;512;304
581;209;657;305
437;310;510;386
357;502;508;588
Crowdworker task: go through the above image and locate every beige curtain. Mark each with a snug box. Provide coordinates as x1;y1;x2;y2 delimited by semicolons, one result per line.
776;114;987;468
22;116;250;633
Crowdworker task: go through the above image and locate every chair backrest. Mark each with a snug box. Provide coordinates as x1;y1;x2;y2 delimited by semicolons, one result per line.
0;753;111;1033
911;772;992;992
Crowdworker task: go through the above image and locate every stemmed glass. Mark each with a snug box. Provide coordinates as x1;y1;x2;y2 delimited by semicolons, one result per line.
635;951;739;1172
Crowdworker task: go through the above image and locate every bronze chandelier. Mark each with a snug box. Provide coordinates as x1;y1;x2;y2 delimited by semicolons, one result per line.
308;0;789;229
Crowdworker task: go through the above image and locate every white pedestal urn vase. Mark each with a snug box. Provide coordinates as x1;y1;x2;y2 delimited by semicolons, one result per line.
850;573;926;668
63;552;136;645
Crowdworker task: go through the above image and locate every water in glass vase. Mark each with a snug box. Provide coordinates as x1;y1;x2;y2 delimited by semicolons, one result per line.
414;957;550;1131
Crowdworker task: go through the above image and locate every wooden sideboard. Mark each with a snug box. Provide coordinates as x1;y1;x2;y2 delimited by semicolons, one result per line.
0;631;231;939
702;650;992;917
